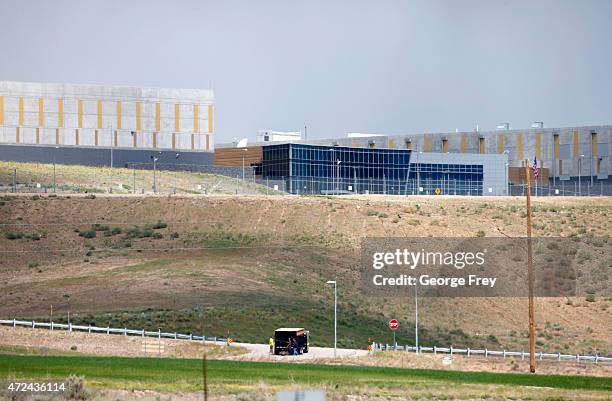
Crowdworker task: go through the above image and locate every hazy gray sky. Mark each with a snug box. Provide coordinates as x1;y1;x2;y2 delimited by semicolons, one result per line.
1;0;611;142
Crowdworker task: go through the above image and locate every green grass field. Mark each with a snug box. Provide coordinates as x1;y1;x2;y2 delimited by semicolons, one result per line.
0;354;610;399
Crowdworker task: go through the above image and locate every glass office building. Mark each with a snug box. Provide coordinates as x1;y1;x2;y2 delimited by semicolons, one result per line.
261;143;490;195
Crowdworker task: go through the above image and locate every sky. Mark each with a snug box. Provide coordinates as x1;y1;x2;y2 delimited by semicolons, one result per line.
1;0;611;142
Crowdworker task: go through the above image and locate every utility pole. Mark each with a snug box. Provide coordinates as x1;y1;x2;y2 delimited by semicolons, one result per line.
524;159;536;373
414;283;419;353
202;352;208;401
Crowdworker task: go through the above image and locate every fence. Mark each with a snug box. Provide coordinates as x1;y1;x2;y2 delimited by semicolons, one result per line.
0;318;227;345
0;162;277;196
375;343;612;364
1;318;610;364
1;160;611;196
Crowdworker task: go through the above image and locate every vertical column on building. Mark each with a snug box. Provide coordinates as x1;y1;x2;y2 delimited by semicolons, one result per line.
0;95;4;126
207;105;214;150
192;104;199;150
517;133;523;161
17;97;23;143
573;131;579;177
460;134;467;153
535;133;541;160
57;98;63;145
498;134;505;154
173;103;179;149
78;99;83;146
36;97;43;144
135;102;141;148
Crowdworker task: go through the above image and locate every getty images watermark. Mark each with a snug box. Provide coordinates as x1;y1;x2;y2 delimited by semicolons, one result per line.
360;237;610;298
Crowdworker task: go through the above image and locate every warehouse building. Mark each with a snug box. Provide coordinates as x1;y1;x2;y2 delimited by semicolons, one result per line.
0;81;215;166
294;125;611;185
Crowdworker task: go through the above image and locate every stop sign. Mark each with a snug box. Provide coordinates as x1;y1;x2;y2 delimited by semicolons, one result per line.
388;319;399;330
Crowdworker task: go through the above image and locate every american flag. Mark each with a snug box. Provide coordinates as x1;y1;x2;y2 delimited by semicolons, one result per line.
533;157;539;180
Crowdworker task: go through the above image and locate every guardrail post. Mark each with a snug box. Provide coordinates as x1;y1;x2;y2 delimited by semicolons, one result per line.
558;352;561;361
213;336;217;344
142;329;145;337
69;323;72;332
202;334;205;344
485;348;488;358
189;333;192;341
51;322;54;331
31;321;35;328
450;345;453;356
433;346;437;354
107;326;110;334
522;351;525;360
503;350;506;358
467;347;470;357
595;354;599;364
576;354;579;362
158;329;161;339
12;318;16;328
174;332;177;339
124;328;127;336
539;352;543;361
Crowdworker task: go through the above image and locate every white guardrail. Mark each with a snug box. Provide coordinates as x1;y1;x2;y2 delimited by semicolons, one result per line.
376;343;612;364
1;318;610;364
0;319;227;344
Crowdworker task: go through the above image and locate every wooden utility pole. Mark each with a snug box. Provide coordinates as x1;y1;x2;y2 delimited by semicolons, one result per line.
525;159;536;373
202;352;208;401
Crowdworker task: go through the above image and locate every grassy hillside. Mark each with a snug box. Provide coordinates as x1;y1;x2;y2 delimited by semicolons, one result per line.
0;161;279;195
0;194;610;354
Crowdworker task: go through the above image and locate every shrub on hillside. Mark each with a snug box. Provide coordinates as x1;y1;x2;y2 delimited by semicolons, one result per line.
78;230;96;239
4;232;23;240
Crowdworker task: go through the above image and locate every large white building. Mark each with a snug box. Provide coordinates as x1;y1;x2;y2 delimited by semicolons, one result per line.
0;81;215;152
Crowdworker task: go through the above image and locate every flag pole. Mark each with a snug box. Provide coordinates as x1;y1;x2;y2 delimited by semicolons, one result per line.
525;159;536;373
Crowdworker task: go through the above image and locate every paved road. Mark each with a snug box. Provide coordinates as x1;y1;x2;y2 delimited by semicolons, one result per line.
233;342;367;360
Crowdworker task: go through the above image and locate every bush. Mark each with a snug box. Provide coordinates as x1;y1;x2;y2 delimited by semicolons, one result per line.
28;262;39;269
476;230;486;237
378;212;388;218
586;293;596;302
92;224;110;231
5;232;23;240
66;375;89;400
366;210;378;216
84;194;96;199
170;231;179;239
150;220;168;229
79;230;96;239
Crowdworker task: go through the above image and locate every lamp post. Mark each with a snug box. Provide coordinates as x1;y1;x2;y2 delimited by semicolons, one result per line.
151;155;159;194
578;155;584;196
326;280;337;358
174;153;180;194
414;282;419;354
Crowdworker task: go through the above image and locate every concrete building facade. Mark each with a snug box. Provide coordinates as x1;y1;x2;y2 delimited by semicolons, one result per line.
0;81;215;153
300;126;611;182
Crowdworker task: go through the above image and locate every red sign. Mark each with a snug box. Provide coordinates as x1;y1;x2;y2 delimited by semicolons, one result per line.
388;319;399;330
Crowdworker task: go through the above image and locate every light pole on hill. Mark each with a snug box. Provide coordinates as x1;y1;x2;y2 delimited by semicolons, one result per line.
326;280;337;358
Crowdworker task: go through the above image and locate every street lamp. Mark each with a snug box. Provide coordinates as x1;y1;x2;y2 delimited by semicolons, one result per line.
326;280;337;358
151;155;159;194
578;154;584;196
174;153;180;194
